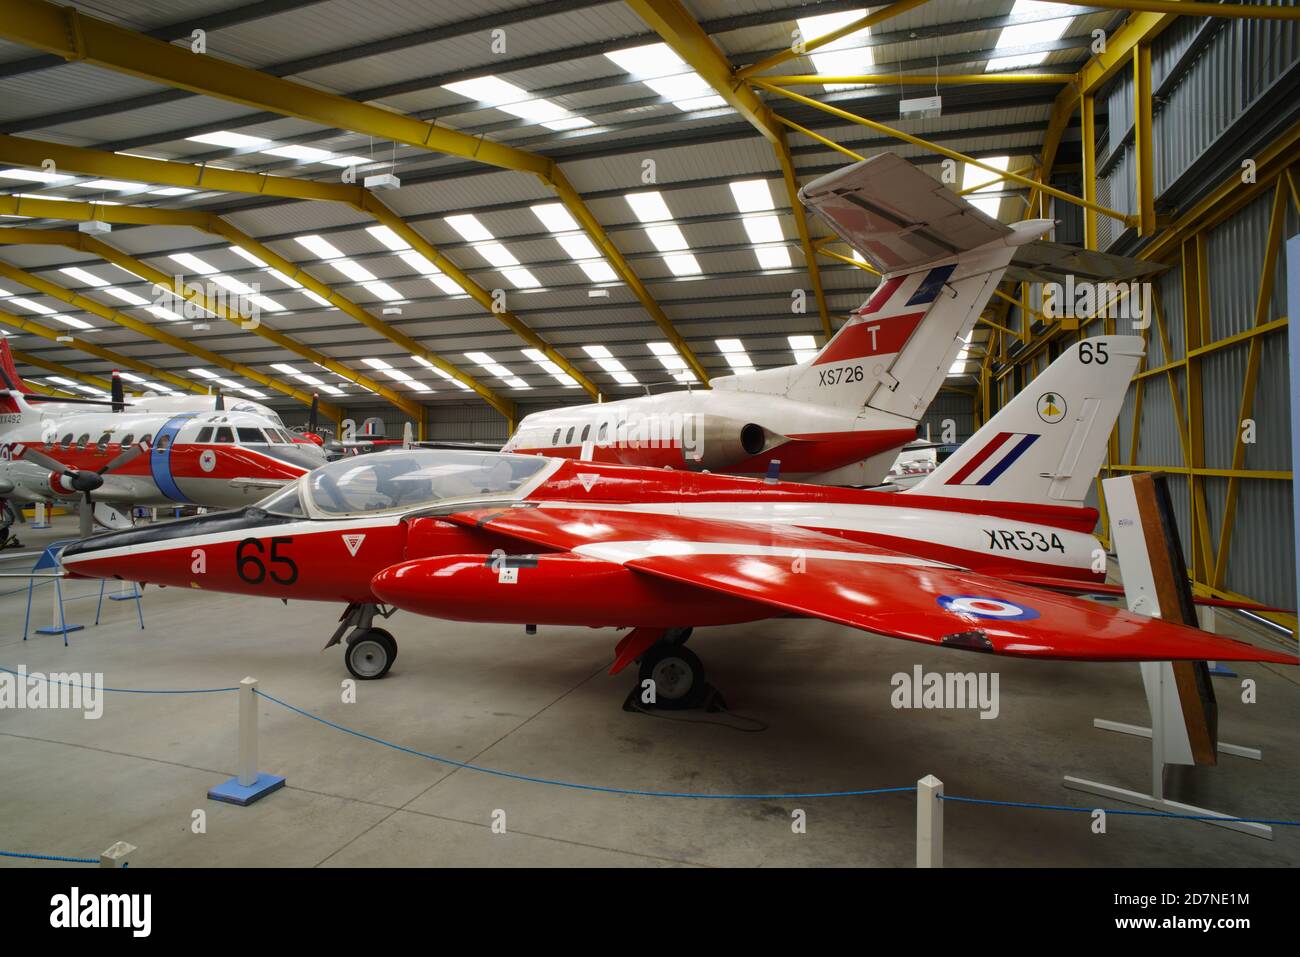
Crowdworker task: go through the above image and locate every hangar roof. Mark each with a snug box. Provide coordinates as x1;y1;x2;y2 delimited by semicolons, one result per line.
0;0;1118;417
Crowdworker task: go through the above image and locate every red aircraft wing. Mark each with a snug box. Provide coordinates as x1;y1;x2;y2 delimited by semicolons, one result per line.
449;506;1297;664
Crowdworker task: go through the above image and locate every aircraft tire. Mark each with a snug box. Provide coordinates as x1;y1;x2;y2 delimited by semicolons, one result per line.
638;644;705;710
345;628;397;680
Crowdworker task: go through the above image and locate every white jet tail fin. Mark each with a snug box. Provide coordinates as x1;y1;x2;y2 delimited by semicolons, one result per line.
910;336;1144;506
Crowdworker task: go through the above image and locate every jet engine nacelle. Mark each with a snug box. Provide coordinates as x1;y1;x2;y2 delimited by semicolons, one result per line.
683;415;775;471
370;552;766;628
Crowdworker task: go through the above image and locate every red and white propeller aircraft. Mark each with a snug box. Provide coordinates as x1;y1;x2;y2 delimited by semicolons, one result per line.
504;153;1159;485
0;341;327;534
61;335;1295;704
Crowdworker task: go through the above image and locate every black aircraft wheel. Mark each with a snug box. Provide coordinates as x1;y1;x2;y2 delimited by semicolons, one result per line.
664;626;694;646
345;628;397;680
638;644;705;710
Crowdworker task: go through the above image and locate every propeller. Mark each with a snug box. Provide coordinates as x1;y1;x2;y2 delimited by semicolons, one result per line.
308;393;319;436
16;442;146;537
215;391;225;411
110;370;125;413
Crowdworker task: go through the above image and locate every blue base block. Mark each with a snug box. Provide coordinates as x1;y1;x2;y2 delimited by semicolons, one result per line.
30;523;51;530
1208;664;1239;678
108;594;138;602
208;773;286;806
35;623;84;635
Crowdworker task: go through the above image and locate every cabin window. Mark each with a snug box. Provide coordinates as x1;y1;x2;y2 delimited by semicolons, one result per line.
60;433;74;448
237;427;263;443
580;424;591;442
96;433;111;452
121;434;134;446
597;422;608;443
214;427;234;443
196;427;214;443
155;434;171;452
551;429;560;446
565;427;575;444
76;433;90;450
138;434;152;448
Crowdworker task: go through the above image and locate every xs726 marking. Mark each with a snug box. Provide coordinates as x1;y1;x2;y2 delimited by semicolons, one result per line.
984;529;1065;553
818;365;865;387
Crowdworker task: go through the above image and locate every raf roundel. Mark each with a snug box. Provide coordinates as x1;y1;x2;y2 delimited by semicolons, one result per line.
937;594;1041;621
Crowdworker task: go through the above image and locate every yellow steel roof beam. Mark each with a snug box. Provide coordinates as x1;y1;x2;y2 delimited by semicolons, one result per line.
0;255;343;420
626;0;832;337
735;0;933;80
0;136;597;403
0;307;209;397
0;0;704;389
1036;0;1300;20
10;347;115;392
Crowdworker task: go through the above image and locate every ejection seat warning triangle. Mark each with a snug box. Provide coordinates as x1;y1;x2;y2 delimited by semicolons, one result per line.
578;473;598;492
342;534;366;557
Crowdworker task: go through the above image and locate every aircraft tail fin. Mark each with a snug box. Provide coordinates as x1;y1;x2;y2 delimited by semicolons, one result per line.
0;339;33;416
910;336;1144;506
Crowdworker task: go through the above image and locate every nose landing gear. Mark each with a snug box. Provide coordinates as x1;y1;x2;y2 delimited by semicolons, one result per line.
326;602;399;679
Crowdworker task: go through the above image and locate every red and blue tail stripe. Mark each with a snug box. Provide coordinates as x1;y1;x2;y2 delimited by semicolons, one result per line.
945;431;1039;487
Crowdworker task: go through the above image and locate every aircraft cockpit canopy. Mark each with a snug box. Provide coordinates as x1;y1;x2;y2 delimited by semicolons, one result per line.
269;449;550;516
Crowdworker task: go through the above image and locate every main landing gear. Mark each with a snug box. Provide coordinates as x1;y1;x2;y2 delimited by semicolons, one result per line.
613;626;724;712
326;603;399;680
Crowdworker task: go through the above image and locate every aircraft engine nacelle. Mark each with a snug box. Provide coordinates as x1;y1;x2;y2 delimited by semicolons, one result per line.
46;469;101;499
679;415;781;471
370;552;766;628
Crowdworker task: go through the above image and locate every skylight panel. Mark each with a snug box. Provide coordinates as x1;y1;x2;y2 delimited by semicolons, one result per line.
796;10;872;92
0;168;72;183
531;203;579;233
604;43;729;111
961;156;1011;218
578;261;618;283
189;368;218;379
789;335;819;362
296;235;344;260
367;225;409;251
415;356;472;392
187;131;269;149
10;297;55;314
330;260;376;283
647;342;698;383
363;281;403;301
742;216;784;245
663;253;701;276
445;214;493;243
229;246;269;268
118;372;146;384
170;253;218;275
263;145;335;163
583;344;638;385
76;179;137;191
60;267;107;286
271;363;298;375
104;286;147;304
625;191;673;223
442;77;591;131
522;348;582;388
474;242;519;268
146;305;184;322
755;246;792;269
729;180;776;213
151;187;195;196
501;268;541;289
716;338;755;373
465;351;523;382
55;315;92;330
302;290;333;307
986;1;1082;72
322;155;372;168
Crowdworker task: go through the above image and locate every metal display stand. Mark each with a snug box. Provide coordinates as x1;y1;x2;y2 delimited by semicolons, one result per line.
1063;473;1271;840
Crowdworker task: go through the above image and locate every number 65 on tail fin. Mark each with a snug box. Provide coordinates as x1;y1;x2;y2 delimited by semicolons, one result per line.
912;336;1144;506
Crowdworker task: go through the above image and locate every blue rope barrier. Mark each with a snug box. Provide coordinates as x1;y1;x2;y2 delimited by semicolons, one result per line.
254;688;914;800
0;849;97;864
0;665;239;695
939;793;1300;827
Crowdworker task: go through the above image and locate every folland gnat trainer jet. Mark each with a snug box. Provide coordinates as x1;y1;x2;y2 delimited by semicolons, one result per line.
0;341;327;534
61;336;1296;704
504;153;1161;486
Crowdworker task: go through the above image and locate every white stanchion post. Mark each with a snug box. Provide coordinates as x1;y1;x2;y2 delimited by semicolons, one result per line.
34;502;46;525
916;775;943;868
238;676;258;788
99;841;135;868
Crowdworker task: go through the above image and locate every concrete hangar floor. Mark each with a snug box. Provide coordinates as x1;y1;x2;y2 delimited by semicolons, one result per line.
2;515;1298;868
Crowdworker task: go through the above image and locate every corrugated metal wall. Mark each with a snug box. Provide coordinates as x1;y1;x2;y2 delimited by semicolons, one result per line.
1027;12;1298;607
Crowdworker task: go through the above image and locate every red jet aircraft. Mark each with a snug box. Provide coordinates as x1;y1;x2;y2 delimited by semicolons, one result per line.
61;337;1296;704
